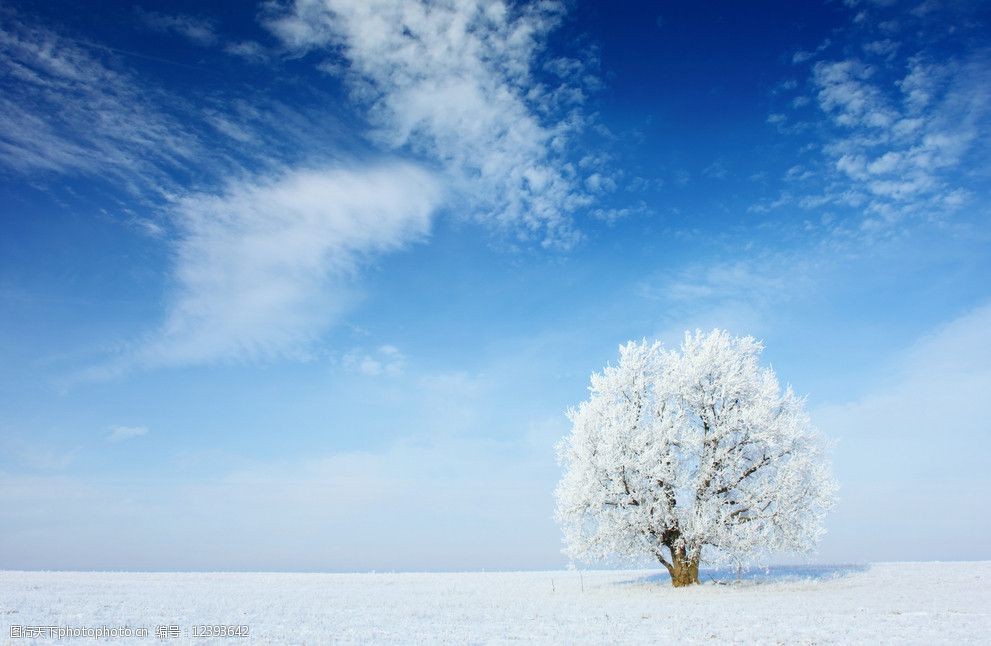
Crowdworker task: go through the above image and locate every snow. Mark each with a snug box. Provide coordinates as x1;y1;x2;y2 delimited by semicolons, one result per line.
1;562;988;644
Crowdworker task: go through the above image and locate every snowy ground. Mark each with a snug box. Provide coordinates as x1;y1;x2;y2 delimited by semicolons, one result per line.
1;562;988;644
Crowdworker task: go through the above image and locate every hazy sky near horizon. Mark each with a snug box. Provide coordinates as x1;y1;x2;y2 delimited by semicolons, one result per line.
1;0;989;571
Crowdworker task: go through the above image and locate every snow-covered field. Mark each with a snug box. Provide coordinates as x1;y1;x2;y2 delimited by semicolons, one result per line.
1;562;988;644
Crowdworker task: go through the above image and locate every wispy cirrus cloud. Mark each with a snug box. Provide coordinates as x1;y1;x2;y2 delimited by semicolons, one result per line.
0;11;348;201
135;8;276;63
106;425;149;443
135;8;218;46
639;259;807;305
120;163;441;369
223;40;270;63
0;13;200;193
264;0;597;248
636;252;817;344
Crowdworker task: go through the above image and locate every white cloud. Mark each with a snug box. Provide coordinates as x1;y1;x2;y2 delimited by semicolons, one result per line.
701;160;728;179
583;172;616;193
223;40;269;62
812;53;988;220
768;5;991;232
589;201;650;224
135;9;218;46
635;254;820;350
862;38;899;60
127;163;441;368
135;8;278;63
343;344;406;377
640;257;811;306
106;425;148;443
264;0;595;248
813;60;889;126
792;38;832;66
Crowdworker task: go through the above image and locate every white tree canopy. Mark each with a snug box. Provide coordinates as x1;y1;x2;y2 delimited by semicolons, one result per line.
554;330;836;582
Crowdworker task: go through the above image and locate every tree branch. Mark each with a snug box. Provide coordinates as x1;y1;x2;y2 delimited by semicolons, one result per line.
714;453;771;496
655;550;674;574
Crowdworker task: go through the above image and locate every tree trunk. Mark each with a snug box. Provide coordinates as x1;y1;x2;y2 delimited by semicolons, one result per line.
668;546;700;587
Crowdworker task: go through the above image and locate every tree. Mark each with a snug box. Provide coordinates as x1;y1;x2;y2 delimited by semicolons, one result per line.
554;330;836;587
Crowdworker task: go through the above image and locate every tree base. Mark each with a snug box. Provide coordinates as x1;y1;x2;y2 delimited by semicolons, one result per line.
669;557;700;587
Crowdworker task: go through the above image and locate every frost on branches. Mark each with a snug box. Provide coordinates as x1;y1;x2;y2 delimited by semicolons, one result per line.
554;330;836;587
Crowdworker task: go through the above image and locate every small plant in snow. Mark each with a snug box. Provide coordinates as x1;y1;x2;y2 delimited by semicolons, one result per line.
554;330;836;586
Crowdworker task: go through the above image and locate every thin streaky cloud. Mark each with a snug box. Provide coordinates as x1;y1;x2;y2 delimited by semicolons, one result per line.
0;13;356;202
0;15;200;192
135;8;218;47
106;425;149;443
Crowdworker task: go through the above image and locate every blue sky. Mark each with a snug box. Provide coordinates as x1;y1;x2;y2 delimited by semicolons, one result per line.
1;0;989;571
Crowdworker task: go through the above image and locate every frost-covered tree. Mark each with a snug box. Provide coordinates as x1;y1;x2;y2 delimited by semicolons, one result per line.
554;330;836;586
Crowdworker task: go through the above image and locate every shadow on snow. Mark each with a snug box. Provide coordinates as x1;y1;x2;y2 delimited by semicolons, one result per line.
620;564;870;587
